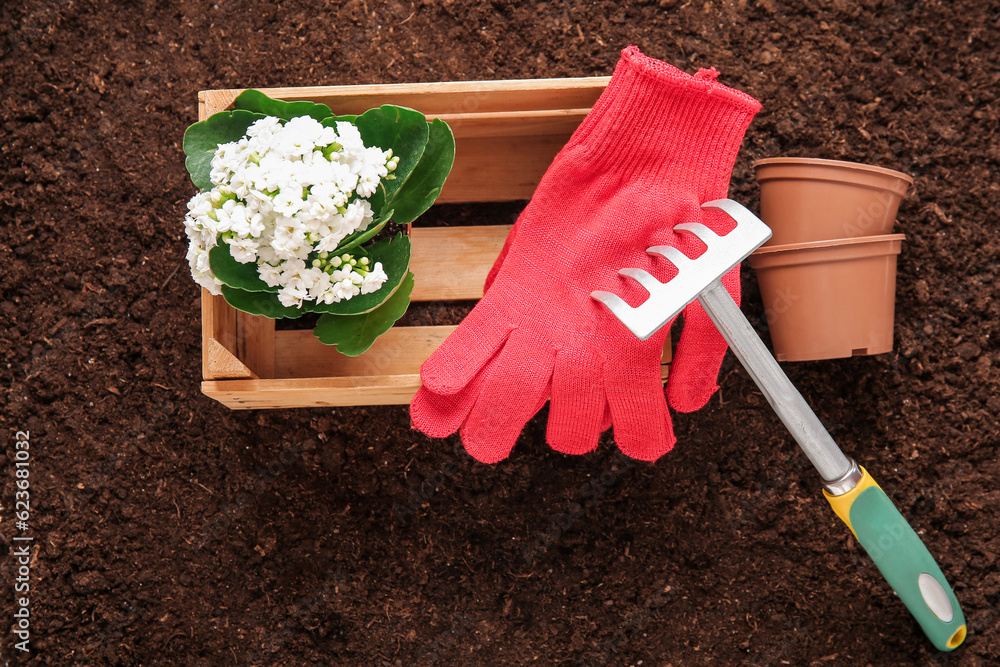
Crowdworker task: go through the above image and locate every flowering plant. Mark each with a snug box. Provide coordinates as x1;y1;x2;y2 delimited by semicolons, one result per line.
182;90;454;355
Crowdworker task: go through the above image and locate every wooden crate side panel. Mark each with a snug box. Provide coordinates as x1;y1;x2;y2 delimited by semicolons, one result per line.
199;78;609;118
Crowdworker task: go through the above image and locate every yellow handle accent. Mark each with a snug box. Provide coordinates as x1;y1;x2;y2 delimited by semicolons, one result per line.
822;466;881;538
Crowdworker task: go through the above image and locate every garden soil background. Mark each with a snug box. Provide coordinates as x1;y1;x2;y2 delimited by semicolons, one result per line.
2;0;999;665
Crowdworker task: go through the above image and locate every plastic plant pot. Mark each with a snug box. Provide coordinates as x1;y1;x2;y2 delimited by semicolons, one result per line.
748;234;905;362
753;157;913;246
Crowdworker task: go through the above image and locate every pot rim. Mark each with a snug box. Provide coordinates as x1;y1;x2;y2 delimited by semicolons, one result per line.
748;233;905;269
753;233;906;254
752;157;913;186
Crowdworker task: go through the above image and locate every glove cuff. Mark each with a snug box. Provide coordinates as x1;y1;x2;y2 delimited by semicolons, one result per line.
569;46;761;195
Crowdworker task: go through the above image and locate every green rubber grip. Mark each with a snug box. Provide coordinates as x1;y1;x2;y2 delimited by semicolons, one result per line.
834;476;966;651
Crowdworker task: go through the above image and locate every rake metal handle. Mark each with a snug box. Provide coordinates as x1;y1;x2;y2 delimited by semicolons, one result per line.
697;280;853;484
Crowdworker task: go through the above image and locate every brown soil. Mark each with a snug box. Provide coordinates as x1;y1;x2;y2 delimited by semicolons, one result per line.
2;1;998;665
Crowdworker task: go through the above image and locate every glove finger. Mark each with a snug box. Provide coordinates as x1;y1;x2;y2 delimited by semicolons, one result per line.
420;297;511;395
667;265;739;412
547;347;606;455
410;370;485;438
460;328;556;464
605;349;676;462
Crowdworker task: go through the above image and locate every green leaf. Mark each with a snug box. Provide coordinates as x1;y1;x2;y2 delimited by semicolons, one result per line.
183;109;266;190
389;118;456;224
209;239;277;293
304;233;411;316
355;105;429;219
233;89;333;122
333;209;393;254
221;286;306;319
313;272;414;356
321;114;359;126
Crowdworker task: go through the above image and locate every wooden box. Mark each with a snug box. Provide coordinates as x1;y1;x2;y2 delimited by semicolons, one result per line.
198;77;670;409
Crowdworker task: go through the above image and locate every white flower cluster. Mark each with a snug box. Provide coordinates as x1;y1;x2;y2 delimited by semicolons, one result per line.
184;115;399;308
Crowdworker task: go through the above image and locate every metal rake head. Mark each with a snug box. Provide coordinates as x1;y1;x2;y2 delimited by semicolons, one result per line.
591;199;772;341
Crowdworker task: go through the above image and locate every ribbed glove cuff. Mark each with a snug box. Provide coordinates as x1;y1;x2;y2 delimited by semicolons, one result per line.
568;46;762;192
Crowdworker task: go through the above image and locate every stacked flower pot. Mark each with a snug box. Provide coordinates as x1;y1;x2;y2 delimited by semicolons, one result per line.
748;158;913;361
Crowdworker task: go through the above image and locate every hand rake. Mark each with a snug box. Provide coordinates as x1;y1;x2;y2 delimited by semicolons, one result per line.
591;199;966;651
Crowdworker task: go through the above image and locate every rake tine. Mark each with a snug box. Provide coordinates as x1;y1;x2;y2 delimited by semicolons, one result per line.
646;245;691;270
590;290;636;323
672;221;719;245
618;268;664;294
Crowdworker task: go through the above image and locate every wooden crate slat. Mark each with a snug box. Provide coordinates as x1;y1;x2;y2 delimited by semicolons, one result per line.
211;344;670;409
431;108;590;139
441;134;572;203
201;290;239;380
236;311;276;379
410;225;512;301
199;77;608;118
202;374;425;409
273;325;457;379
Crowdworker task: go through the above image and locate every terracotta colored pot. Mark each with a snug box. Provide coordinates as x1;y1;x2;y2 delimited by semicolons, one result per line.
748;234;905;362
753;157;912;246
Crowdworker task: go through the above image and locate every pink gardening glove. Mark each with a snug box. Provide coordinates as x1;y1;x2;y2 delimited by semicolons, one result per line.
411;46;761;463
